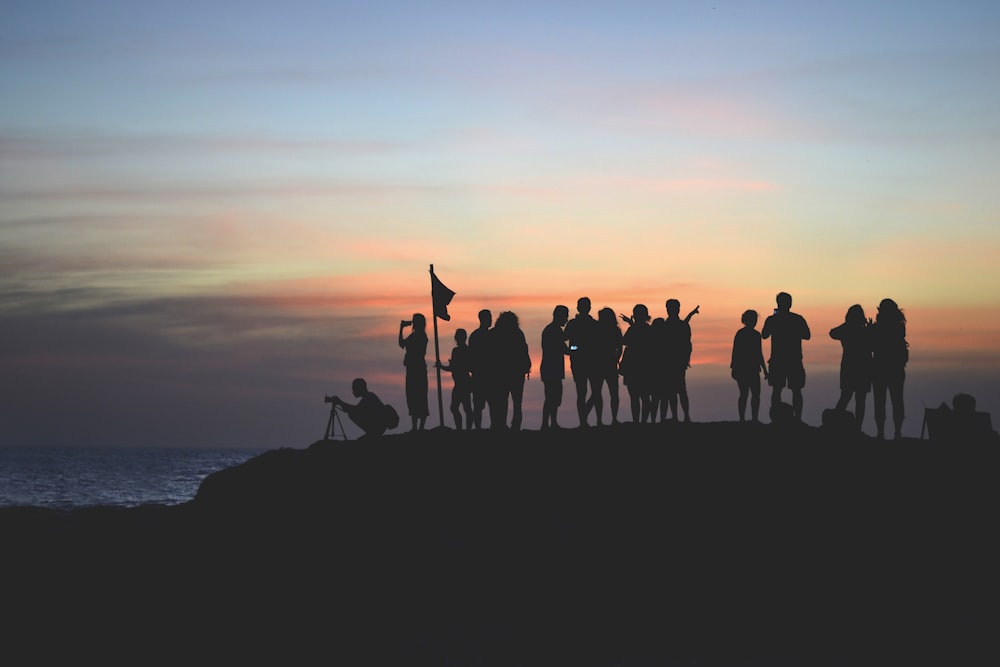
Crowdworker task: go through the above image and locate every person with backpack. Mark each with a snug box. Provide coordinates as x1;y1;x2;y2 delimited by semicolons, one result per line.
328;378;396;438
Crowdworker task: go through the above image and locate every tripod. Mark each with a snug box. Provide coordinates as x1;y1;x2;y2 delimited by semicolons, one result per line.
325;403;349;441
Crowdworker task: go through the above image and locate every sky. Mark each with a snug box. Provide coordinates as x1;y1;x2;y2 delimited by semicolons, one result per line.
2;1;998;446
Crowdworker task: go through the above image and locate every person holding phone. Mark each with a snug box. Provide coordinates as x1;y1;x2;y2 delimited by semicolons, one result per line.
399;313;429;431
564;296;601;427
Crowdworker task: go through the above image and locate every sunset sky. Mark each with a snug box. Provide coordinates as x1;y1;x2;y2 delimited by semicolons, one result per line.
2;1;998;446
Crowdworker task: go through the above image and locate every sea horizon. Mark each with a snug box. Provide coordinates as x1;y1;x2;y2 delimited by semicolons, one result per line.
0;445;268;509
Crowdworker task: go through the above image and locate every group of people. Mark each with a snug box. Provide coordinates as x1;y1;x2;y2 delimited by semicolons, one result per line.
726;292;908;439
332;292;909;440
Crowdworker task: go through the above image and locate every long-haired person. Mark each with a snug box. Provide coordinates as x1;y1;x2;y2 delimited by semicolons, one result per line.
829;304;873;430
621;304;654;423
871;298;908;439
492;310;532;431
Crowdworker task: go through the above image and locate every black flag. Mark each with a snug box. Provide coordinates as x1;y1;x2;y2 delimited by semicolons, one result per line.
431;270;455;321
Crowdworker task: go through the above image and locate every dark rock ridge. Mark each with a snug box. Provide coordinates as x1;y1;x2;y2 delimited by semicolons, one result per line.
4;421;999;665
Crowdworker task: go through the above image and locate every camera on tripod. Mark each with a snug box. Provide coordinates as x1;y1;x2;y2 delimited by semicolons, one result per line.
323;395;347;440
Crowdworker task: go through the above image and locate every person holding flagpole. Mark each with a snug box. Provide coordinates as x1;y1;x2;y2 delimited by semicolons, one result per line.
429;264;456;428
399;313;429;431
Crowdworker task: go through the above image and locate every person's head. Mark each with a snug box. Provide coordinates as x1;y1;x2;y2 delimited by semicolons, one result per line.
577;297;591;315
741;309;758;328
598;306;616;326
776;292;792;311
496;310;519;330
454;328;467;344
665;298;680;317
632;303;649;323
877;298;905;324
412;313;426;331
553;305;569;326
351;378;368;398
478;309;492;328
845;304;866;326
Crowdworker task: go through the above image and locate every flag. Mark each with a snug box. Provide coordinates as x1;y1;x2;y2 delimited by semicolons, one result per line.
431;269;455;321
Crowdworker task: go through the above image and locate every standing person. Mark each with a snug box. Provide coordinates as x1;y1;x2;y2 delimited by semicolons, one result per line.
540;305;570;429
762;292;811;421
593;307;624;425
871;298;908;439
468;309;493;429
436;328;473;430
620;304;654;424
564;296;601;427
829;304;873;431
492;310;532;431
649;317;668;422
661;299;697;422
730;310;769;423
399;313;429;431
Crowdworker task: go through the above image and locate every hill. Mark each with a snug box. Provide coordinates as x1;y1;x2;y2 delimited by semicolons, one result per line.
4;421;999;664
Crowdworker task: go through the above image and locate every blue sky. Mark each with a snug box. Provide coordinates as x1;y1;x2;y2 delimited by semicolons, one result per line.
2;1;998;445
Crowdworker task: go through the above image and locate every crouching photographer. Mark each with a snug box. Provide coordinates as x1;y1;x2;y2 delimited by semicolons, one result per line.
325;378;398;439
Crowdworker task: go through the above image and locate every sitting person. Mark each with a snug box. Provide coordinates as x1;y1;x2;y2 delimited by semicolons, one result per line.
328;378;390;438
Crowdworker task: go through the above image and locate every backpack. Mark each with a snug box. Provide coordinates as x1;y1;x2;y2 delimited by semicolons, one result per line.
383;403;400;430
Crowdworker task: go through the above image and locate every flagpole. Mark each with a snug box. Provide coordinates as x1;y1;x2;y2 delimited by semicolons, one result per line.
430;264;446;428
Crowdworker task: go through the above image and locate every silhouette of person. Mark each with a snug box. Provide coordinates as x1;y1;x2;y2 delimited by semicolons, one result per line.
540;305;570;429
621;304;654;423
829;304;872;430
564;296;601;427
649;316;668;421
661;299;697;422
468;309;494;429
593;307;623;425
328;378;389;438
491;310;532;431
730;309;769;423
871;298;908;439
399;313;429;431
761;292;811;421
435;328;473;430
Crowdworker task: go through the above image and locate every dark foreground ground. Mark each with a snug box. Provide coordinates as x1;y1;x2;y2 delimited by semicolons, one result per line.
4;421;999;665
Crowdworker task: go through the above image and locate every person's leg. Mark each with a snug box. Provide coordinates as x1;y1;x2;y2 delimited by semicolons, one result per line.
608;374;620;424
791;388;803;421
449;389;462;429
737;377;749;421
574;373;589;426
873;382;887;438
491;387;508;430
889;380;905;438
589;376;604;425
855;390;868;430
679;374;690;422
541;381;553;429
750;375;761;422
835;388;851;412
511;376;525;431
460;386;473;430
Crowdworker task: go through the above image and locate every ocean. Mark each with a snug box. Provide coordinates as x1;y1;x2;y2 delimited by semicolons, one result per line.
0;446;268;509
